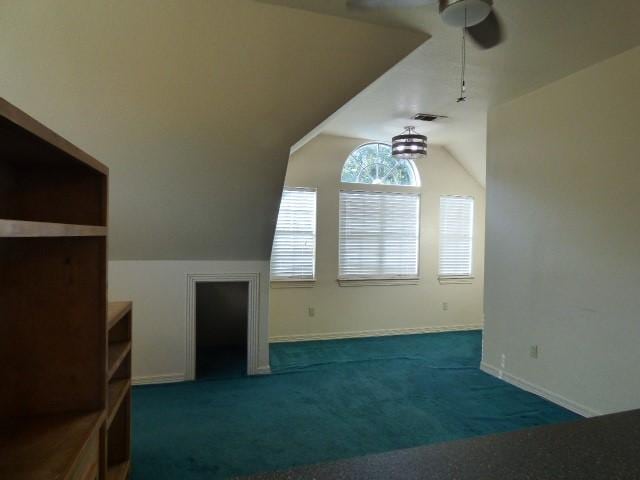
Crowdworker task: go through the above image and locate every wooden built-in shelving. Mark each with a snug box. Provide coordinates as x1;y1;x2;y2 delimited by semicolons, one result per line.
107;379;131;426
108;302;133;331
0;99;131;479
106;460;131;480
0;98;109;176
108;342;132;379
106;301;132;478
0;98;107;227
0;411;105;479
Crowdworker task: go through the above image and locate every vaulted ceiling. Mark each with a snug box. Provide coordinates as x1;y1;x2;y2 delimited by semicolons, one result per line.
261;0;640;185
0;0;426;259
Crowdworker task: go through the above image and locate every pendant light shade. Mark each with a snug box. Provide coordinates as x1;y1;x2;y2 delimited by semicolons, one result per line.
392;126;427;159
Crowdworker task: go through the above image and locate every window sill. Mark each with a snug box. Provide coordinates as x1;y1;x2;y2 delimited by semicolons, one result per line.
438;276;474;285
337;278;419;287
270;280;316;289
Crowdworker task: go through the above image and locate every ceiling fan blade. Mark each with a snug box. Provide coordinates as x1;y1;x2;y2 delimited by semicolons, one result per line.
466;9;504;49
346;0;435;10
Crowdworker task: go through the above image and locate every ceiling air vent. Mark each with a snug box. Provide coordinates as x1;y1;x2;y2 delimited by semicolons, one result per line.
412;113;447;122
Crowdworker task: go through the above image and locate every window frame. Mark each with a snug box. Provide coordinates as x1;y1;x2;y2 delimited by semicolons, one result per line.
338;189;421;284
438;195;475;281
270;186;318;284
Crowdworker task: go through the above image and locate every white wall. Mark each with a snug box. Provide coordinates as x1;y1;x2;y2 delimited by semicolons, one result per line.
270;135;485;340
109;261;270;383
483;46;640;416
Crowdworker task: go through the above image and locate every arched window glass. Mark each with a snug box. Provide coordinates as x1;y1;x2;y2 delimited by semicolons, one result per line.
341;143;419;186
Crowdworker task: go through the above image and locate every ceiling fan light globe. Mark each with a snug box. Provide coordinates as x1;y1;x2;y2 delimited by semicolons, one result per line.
439;0;491;27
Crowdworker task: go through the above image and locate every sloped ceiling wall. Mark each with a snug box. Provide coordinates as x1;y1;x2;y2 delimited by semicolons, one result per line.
0;0;426;259
259;0;640;187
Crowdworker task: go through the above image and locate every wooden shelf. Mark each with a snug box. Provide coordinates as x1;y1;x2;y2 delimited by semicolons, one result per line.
0;219;107;237
0;410;105;479
1;99;119;479
108;341;131;380
108;302;132;331
107;379;131;428
106;301;132;476
107;460;131;480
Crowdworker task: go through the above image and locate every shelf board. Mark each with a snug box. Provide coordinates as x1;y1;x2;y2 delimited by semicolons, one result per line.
108;341;132;380
0;219;107;238
107;341;131;380
108;302;132;331
0;410;105;480
107;460;131;480
107;379;131;428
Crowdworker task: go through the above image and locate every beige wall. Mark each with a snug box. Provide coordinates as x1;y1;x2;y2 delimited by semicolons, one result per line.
0;0;425;261
270;134;485;340
483;46;640;416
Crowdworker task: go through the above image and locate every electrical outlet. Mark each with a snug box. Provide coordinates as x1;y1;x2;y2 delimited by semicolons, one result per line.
500;353;506;369
308;307;315;317
442;302;448;311
530;345;539;359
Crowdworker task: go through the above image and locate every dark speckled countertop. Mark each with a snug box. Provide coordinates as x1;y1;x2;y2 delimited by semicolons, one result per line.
241;409;640;480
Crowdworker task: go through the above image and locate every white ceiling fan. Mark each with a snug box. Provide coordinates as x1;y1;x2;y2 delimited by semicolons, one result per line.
346;0;504;49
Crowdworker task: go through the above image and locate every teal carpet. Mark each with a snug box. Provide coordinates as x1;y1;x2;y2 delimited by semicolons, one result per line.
132;331;579;479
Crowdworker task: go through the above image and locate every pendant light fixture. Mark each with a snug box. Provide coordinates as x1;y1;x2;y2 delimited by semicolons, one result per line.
392;126;427;159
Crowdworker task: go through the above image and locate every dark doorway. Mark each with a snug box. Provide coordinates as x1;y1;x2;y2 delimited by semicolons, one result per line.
195;282;248;379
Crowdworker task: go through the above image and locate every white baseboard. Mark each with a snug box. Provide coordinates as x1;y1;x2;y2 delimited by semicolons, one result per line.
132;373;185;386
270;324;483;343
255;365;272;375
480;362;600;418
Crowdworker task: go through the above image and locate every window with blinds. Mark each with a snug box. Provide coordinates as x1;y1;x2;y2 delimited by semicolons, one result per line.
339;191;420;279
271;188;317;281
439;196;474;278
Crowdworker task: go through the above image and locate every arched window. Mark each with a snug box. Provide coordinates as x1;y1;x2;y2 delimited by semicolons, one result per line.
341;142;419;186
339;142;421;281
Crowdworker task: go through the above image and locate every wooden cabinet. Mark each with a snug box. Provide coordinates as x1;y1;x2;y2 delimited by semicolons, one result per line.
0;98;131;479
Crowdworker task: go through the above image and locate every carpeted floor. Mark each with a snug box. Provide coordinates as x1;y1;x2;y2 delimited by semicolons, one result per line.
132;331;579;479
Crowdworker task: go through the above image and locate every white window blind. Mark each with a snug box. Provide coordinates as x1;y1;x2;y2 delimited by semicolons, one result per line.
339;191;419;279
439;196;474;277
271;188;317;280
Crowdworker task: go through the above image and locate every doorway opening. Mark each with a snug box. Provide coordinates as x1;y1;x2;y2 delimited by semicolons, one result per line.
186;272;261;378
195;282;248;379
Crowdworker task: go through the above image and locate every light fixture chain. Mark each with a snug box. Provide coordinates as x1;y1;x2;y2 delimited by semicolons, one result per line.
458;7;467;103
